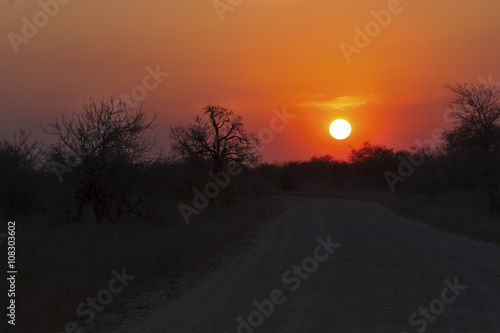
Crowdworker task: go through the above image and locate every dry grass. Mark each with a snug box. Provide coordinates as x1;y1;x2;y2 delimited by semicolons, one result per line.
15;196;287;333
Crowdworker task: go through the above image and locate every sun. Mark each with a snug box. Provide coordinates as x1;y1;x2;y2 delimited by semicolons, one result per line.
329;119;351;140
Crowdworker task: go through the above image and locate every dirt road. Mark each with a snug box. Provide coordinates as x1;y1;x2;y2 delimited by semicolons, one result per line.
126;196;500;333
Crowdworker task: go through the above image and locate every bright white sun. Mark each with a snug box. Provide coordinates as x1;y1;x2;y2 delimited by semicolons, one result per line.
329;119;351;140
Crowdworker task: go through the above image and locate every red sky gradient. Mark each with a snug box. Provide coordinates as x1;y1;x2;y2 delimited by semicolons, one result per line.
2;0;500;162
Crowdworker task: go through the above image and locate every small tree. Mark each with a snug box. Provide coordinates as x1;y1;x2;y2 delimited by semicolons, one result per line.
170;105;261;171
43;97;158;223
0;129;43;170
348;141;397;167
348;141;401;188
0;130;44;216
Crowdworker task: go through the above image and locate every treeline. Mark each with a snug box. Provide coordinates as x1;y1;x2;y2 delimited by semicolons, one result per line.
2;82;500;226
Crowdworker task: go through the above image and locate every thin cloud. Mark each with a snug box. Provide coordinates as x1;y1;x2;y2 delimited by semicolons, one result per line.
306;95;377;112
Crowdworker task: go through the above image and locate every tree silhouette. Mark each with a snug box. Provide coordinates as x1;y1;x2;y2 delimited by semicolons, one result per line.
348;141;397;166
0;129;43;170
43;97;158;223
170;105;261;171
0;130;44;216
444;83;500;153
444;83;500;213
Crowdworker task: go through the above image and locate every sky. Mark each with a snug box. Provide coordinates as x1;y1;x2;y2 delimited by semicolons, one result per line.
2;0;500;162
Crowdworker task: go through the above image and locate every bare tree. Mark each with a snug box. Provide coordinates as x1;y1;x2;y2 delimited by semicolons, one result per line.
170;105;261;171
43;97;158;223
44;98;158;169
444;83;500;153
444;83;500;214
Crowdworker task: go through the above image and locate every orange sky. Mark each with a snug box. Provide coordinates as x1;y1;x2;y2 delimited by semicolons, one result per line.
2;0;500;162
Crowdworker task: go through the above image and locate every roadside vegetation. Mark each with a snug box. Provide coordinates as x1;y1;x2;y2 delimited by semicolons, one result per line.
1;82;500;331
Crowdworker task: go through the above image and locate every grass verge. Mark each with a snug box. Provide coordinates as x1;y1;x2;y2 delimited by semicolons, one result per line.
14;196;288;333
